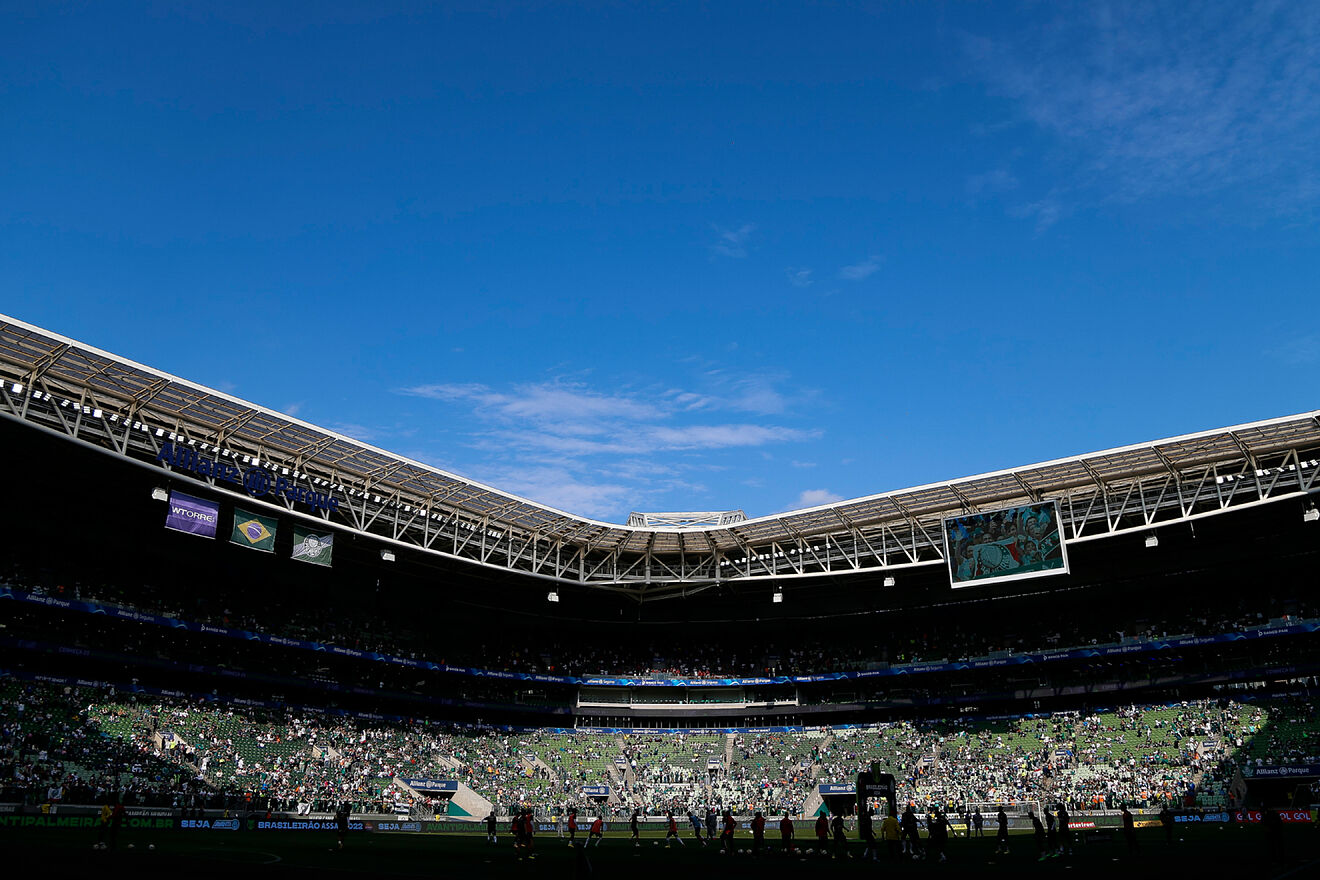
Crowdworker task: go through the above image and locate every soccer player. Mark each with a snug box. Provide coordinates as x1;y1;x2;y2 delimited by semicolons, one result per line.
334;801;350;851
566;807;578;847
689;810;707;845
706;807;717;841
1030;809;1046;859
485;808;498;844
814;811;830;853
1057;804;1073;856
517;809;537;860
750;810;765;856
901;805;921;857
1122;805;1138;855
830;811;849;859
859;806;878;861
665;811;684;847
779;812;795;854
721;809;736;855
972;808;984;837
928;810;949;864
589;815;604;846
630;809;641;847
95;801;113;849
995;806;1009;855
881;810;901;860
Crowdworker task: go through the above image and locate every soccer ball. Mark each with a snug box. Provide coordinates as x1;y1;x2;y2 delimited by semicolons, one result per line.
653;841;658;846
127;844;135;849
148;844;156;851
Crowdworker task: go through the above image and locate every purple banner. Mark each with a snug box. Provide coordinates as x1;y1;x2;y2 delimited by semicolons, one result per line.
164;490;220;538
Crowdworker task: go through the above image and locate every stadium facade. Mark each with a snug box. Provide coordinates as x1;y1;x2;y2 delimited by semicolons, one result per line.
1;312;1318;829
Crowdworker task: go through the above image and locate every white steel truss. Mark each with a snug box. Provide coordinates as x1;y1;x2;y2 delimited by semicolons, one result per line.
1;314;1318;601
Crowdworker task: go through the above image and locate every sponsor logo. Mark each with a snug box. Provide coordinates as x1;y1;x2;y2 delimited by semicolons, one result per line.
181;818;240;830
156;441;337;512
1233;810;1313;824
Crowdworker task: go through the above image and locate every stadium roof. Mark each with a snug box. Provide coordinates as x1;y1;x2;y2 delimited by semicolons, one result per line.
2;313;1318;594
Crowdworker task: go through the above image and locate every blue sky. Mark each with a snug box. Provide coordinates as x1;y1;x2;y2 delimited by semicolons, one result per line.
3;2;1318;522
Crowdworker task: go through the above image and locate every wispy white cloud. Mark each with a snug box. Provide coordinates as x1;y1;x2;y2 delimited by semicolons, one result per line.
397;375;823;519
710;223;755;258
1008;196;1064;234
328;422;378;442
785;488;845;511
1268;334;1320;366
966;3;1320;218
839;256;881;281
787;267;814;288
479;465;635;520
966;168;1019;197
283;401;304;417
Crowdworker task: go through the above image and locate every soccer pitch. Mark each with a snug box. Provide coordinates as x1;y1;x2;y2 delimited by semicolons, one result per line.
3;824;1317;879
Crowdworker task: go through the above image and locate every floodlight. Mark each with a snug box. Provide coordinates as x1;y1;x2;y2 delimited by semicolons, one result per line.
1144;533;1159;548
883;576;896;587
9;382;21;393
1305;504;1319;523
380;549;396;562
151;487;169;502
772;590;784;604
547;591;560;603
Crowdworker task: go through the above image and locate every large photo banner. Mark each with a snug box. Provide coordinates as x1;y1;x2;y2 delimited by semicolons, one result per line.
944;500;1068;588
164;490;220;538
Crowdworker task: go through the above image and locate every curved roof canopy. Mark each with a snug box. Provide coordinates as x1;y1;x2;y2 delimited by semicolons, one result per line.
2;313;1318;596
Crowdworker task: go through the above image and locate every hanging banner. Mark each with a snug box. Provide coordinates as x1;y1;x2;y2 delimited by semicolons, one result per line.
291;526;334;567
230;508;278;552
164;491;219;538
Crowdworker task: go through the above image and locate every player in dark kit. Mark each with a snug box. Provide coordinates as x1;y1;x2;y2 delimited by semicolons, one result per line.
333;801;351;851
1057;804;1073;856
630;809;641;847
486;808;498;843
721;809;736;855
750;810;765;856
830;812;849;859
995;806;1010;855
815;811;830;852
859;807;877;861
780;813;795;854
524;809;538;859
1030;809;1046;859
901;805;921;857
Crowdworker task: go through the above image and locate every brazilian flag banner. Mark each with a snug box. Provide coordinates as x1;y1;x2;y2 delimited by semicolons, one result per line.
230;508;277;552
291;526;334;567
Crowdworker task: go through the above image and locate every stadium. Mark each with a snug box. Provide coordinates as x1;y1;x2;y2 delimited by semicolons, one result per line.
0;311;1317;877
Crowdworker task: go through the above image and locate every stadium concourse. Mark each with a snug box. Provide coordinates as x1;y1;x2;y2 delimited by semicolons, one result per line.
0;318;1319;875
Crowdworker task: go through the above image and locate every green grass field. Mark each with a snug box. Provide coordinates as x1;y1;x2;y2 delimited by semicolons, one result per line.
4;824;1317;879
